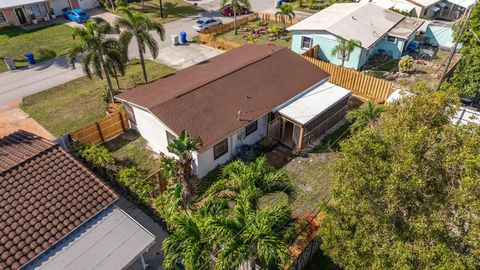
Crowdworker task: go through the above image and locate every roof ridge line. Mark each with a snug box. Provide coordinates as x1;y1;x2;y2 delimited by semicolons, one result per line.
173;46;286;100
0;142;57;174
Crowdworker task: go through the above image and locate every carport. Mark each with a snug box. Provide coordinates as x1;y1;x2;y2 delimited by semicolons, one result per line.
24;205;155;270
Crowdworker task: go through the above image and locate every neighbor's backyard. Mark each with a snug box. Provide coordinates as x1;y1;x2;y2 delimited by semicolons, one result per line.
216;20;292;47
0;24;77;73
22;60;175;136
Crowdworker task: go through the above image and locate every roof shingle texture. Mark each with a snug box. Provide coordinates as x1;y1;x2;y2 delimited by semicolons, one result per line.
0;131;117;270
116;45;330;151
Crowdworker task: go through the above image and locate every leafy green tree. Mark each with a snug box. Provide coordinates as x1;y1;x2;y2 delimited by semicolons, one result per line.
208;156;293;205
331;38;361;67
346;101;386;132
398;55;414;73
275;3;295;30
220;0;251;35
68;20;125;103
449;46;480;97
167;130;202;204
320;92;480;269
453;3;480;52
114;7;165;83
208;192;293;270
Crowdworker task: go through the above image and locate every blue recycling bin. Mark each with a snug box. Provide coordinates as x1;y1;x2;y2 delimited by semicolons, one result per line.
179;31;187;44
24;53;35;65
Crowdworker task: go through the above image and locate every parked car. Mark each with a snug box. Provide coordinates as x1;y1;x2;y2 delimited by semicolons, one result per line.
220;4;250;16
63;8;90;23
193;17;222;31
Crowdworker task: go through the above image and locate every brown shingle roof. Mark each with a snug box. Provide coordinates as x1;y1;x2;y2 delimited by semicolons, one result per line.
0;130;117;270
116;45;330;151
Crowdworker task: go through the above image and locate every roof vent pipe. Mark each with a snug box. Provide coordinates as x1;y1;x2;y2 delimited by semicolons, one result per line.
237;111;242;121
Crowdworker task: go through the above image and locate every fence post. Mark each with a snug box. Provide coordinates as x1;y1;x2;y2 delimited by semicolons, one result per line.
118;111;126;131
96;122;105;144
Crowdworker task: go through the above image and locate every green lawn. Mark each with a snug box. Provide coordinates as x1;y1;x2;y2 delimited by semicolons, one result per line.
105;130;162;175
0;24;77;73
216;21;291;47
22;60;175;136
125;0;203;24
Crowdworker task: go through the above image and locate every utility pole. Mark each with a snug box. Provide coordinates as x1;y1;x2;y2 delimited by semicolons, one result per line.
436;3;476;90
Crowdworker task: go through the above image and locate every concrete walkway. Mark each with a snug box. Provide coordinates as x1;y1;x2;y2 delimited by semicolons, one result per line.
0;99;54;139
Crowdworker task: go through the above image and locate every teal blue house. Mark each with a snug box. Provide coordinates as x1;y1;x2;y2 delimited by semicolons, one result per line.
288;3;424;70
424;21;456;49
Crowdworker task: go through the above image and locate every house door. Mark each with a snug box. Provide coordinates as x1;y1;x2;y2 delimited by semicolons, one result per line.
15;8;27;25
281;120;301;149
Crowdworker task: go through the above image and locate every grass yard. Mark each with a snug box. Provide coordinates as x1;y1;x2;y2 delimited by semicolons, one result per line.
104;130;162;175
216;21;291;47
22;60;175;136
0;24;77;73
259;152;338;217
125;0;203;24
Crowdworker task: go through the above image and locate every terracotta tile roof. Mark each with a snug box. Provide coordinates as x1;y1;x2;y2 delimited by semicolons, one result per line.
116;45;330;151
0;130;118;270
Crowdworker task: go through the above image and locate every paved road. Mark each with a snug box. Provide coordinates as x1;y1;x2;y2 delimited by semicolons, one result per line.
0;0;277;104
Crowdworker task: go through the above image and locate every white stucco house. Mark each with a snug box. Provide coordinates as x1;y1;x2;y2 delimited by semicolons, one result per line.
116;45;352;178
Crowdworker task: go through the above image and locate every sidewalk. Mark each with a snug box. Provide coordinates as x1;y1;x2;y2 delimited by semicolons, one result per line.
0;99;54;139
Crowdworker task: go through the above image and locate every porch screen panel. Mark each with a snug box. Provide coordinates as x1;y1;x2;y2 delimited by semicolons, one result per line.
0;11;6;23
302;97;349;146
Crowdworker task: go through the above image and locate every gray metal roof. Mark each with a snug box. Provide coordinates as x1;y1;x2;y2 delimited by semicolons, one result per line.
389;17;424;39
24;204;155;270
288;3;405;48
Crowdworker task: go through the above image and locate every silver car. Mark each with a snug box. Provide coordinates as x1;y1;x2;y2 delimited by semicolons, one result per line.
193;17;222;31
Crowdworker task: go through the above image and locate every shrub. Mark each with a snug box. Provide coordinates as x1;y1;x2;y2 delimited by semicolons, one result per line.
117;168;154;203
398;55;414;73
77;144;115;169
102;87;122;103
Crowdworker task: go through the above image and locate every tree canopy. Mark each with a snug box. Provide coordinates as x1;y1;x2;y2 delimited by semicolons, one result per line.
319;92;480;269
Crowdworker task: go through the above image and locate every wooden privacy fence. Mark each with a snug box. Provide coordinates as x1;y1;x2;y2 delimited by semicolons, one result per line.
200;13;259;34
70;111;129;145
201;12;302;35
289;237;321;270
303;56;396;102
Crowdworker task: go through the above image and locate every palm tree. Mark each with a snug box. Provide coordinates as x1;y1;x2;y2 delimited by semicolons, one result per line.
114;7;165;84
207;156;294;206
162;212;212;270
275;3;295;30
167;130;202;204
208;192;292;270
68;20;125;103
330;37;362;67
220;0;251;35
347;101;386;131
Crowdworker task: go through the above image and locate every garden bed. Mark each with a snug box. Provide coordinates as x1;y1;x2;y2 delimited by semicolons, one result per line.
22;60;175;136
215;20;291;47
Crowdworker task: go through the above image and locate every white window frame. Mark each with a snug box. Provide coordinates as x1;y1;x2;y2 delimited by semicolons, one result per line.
0;10;7;23
301;36;313;49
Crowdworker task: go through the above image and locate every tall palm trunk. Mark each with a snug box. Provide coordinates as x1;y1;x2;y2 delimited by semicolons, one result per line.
112;67;121;89
159;0;164;18
109;0;115;10
137;37;149;83
233;4;237;35
101;59;115;103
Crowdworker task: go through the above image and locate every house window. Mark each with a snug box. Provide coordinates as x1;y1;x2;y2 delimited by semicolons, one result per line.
124;103;136;124
386;35;396;43
245;121;258;137
166;130;176;145
213;139;228;160
0;11;6;23
301;36;313;49
28;3;48;17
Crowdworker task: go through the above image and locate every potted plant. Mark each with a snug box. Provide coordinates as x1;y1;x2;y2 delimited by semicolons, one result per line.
49;9;56;19
30;13;38;24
